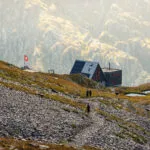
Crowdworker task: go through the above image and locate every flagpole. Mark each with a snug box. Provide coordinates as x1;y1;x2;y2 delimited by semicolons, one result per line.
23;56;25;66
23;55;25;69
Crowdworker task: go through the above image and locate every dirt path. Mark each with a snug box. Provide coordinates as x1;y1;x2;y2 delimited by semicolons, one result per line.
70;99;105;146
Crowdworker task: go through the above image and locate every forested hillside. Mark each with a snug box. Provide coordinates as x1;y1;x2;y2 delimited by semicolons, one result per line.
0;0;150;86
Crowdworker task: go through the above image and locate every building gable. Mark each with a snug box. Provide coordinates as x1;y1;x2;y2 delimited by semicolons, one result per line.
81;61;98;79
92;64;106;82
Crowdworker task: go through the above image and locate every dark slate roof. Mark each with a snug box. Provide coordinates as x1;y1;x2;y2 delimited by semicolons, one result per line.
70;60;99;79
70;60;85;74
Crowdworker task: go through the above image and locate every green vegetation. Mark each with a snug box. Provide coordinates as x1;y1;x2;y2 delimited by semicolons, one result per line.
0;60;150;113
0;61;84;96
44;94;86;111
0;138;102;150
71;123;77;128
63;107;71;112
82;146;103;150
97;108;150;135
99;99;123;110
0;61;149;148
117;83;150;94
96;109;123;123
0;81;37;95
63;74;98;88
96;108;150;144
115;130;147;144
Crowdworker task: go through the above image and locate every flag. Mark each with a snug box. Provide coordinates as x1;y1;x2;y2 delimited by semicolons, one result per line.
24;55;28;62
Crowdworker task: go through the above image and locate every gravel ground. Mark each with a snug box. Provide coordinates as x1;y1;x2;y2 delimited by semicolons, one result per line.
0;85;150;150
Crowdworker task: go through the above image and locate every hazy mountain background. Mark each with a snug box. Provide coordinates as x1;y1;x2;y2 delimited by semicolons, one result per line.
0;0;150;86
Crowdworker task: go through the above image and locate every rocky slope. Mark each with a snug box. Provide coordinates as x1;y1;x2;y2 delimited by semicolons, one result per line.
0;83;150;150
0;61;150;149
0;1;150;86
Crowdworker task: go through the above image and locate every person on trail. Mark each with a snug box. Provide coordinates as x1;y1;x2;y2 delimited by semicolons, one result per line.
87;103;90;113
89;90;92;97
86;89;89;97
115;89;119;100
115;88;119;96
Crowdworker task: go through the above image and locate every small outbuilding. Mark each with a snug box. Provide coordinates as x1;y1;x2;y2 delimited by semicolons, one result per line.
70;60;122;87
102;68;122;87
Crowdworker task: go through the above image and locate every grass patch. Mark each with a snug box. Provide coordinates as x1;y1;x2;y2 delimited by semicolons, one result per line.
71;124;77;128
0;138;103;150
63;108;71;112
0;60;150;108
96;109;123;123
0;80;86;111
99;99;123;110
83;145;103;150
115;130;147;144
0;81;37;95
96;108;150;143
45;94;87;111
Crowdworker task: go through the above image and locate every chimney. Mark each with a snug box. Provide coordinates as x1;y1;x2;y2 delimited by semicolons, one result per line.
109;62;110;70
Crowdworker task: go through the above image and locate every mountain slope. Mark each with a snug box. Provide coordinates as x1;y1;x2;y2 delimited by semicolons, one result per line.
0;60;150;150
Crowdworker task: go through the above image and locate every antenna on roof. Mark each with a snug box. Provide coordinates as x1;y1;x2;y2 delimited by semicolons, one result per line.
109;62;111;70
